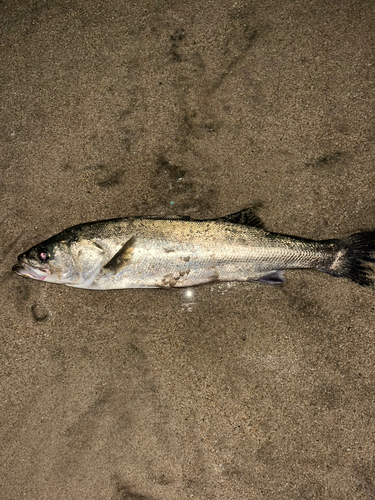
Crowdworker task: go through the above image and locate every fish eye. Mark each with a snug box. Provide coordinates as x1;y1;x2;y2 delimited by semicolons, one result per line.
38;249;50;263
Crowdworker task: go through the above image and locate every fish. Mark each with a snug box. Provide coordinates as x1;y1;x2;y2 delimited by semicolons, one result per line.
12;208;375;290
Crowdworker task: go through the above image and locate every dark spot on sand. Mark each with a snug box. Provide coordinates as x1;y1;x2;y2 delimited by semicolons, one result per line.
203;122;219;133
121;136;132;152
51;347;64;359
354;464;375;496
230;3;255;22
256;440;278;466
171;29;185;42
190;51;206;74
150;156;217;213
170;28;185;62
243;27;258;49
282;283;326;321
157;474;173;485
128;342;147;361
181;109;221;137
91;163;106;171
97;169;123;188
334;122;350;134
209;21;262;94
113;477;155;500
79;346;91;357
15;282;30;301
298;480;325;499
31;303;49;322
85;163;126;188
305;151;344;168
118;108;133;120
157;156;186;181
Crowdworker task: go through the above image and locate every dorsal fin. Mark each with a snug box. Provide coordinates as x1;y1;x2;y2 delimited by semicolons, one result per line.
214;208;264;228
146;215;191;221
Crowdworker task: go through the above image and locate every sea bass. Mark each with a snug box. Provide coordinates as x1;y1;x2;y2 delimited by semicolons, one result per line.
12;209;375;289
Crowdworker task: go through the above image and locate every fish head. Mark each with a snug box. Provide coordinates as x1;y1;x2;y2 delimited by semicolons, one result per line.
12;238;80;284
13;228;109;286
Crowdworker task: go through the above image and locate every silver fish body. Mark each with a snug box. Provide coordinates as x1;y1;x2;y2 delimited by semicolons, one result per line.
12;209;375;289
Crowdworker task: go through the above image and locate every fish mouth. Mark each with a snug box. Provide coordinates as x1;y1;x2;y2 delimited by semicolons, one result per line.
12;263;49;281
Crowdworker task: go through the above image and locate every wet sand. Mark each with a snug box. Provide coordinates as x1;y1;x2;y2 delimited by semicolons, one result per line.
1;1;374;498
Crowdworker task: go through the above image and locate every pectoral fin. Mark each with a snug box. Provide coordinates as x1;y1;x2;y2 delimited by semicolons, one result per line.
103;236;136;274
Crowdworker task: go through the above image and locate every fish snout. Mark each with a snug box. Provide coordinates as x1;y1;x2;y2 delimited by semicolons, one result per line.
13;253;28;274
12;258;49;281
12;263;25;275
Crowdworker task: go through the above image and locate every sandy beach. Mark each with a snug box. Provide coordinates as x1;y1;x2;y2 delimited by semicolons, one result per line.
1;0;374;498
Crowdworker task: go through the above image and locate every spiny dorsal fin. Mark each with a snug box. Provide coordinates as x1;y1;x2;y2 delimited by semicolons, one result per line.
214;208;264;228
103;236;136;274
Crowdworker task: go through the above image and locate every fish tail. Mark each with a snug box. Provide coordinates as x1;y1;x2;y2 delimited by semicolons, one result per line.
323;231;375;286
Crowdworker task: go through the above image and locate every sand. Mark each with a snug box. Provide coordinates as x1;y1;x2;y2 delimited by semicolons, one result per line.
1;0;374;498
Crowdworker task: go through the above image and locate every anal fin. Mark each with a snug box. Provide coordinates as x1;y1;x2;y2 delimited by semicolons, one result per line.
256;270;285;285
103;236;136;274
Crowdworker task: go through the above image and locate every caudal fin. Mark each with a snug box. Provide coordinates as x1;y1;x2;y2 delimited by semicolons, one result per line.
325;231;375;287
